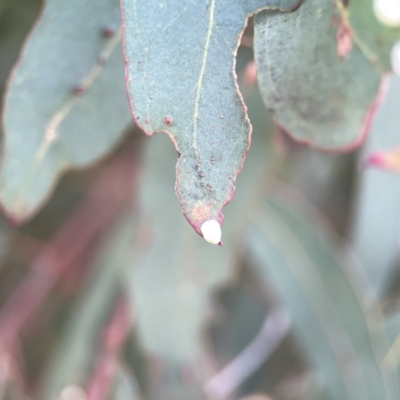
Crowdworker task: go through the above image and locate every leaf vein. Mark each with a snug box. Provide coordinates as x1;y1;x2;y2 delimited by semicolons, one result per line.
192;0;216;159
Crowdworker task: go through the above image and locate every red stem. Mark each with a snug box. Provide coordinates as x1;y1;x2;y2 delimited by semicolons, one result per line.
86;295;133;400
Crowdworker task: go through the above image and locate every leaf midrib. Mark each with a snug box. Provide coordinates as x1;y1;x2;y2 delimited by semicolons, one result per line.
192;0;216;159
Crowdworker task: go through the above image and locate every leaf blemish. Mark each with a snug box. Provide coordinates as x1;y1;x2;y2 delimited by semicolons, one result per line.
165;116;173;125
73;84;86;96
337;21;353;58
102;26;116;38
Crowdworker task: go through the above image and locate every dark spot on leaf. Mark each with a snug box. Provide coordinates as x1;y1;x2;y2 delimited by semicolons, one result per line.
102;27;116;38
73;84;86;96
165;116;173;125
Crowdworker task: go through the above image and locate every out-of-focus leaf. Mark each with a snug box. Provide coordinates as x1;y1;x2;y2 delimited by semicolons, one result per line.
110;365;143;400
207;271;272;377
247;187;399;400
348;0;400;72
383;311;400;369
351;76;400;297
205;263;305;399
254;0;383;150
0;0;131;222
40;213;137;400
120;0;300;235
205;306;292;400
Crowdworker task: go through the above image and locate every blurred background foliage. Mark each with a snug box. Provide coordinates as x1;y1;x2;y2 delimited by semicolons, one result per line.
0;1;400;400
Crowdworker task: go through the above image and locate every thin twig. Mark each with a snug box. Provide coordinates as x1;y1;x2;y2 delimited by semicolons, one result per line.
86;295;133;400
205;308;291;399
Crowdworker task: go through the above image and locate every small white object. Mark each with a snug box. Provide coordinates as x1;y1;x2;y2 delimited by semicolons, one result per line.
201;220;221;245
374;0;400;27
391;41;400;75
58;385;87;400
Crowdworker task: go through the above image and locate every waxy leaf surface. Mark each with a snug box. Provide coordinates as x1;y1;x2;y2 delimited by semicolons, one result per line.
0;0;131;222
121;0;300;235
127;68;277;365
254;0;385;150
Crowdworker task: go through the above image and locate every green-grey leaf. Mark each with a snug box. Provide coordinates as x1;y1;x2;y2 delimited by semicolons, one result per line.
40;213;137;400
0;0;131;222
124;65;276;400
247;189;399;400
383;311;400;371
125;68;276;368
254;0;383;150
110;365;142;400
121;0;300;235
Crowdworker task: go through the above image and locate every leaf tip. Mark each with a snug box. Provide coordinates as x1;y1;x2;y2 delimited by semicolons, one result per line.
200;220;221;245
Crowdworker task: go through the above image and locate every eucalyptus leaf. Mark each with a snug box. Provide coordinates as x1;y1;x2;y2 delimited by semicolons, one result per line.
121;0;300;235
110;365;143;400
0;0;131;222
383;311;400;372
247;188;399;400
254;0;384;150
126;46;276;363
